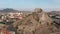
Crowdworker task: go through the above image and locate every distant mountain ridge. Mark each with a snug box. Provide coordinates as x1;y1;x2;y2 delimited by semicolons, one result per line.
0;8;19;13
0;8;32;14
0;8;60;15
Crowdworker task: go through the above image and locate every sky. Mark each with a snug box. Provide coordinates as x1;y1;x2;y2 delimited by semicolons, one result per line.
0;0;60;11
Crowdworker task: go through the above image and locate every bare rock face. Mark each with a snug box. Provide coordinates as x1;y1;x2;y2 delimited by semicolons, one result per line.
32;8;43;21
34;8;42;13
39;12;53;25
12;8;60;34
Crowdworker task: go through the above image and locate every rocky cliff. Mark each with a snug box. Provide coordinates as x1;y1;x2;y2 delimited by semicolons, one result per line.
13;8;60;34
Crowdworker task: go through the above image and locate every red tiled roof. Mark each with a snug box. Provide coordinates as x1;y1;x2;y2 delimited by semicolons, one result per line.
1;29;11;34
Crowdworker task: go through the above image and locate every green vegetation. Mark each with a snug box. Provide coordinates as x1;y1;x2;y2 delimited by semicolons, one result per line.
0;22;5;24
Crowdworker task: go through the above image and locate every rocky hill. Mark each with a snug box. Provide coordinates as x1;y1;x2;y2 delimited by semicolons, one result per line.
12;8;60;34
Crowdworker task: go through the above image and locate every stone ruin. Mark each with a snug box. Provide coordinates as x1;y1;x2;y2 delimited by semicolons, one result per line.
12;8;60;34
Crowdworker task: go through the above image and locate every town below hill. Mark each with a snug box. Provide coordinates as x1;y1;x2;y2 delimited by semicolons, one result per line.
0;8;60;34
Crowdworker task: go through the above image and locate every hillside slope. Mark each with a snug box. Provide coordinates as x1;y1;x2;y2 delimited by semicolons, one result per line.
13;8;60;34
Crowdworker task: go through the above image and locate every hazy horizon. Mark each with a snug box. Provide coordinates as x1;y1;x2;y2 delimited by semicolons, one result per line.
0;0;60;11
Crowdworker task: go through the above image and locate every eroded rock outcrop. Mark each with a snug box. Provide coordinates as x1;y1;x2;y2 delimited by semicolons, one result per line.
12;8;60;34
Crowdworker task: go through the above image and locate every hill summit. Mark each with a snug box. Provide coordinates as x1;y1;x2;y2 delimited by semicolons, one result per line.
13;8;60;34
